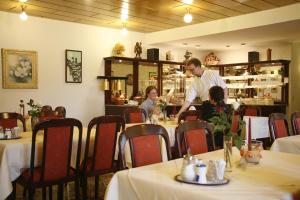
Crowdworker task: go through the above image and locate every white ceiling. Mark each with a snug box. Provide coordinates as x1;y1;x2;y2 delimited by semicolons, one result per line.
163;19;300;50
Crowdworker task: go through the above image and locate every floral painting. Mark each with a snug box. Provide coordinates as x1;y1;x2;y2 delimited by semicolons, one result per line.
1;49;38;89
65;49;82;83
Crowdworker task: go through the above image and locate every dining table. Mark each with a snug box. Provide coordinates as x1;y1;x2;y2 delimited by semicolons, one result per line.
105;148;300;200
0;128;89;200
270;135;300;155
0;120;178;200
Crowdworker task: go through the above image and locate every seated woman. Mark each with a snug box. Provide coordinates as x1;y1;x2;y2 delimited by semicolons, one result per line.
140;86;158;119
202;86;228;148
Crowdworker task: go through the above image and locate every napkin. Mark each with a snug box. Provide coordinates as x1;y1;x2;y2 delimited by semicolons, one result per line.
206;160;226;181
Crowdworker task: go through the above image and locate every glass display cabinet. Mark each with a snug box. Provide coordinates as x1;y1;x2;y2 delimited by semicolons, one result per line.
207;59;289;115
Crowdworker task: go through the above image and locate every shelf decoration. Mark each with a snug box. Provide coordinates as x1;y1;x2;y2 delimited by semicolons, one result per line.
204;52;220;65
134;42;142;58
112;43;125;57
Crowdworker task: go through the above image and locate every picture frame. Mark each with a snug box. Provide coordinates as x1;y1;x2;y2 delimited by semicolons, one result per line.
149;72;157;80
1;48;38;89
65;49;82;83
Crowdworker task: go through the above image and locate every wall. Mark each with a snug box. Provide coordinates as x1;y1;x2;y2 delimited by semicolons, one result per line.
0;11;145;126
290;42;300;114
214;44;292;64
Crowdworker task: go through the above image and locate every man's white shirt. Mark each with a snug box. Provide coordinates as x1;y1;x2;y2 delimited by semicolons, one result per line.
186;70;227;103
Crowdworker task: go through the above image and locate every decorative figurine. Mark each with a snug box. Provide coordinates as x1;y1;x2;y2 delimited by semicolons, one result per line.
112;43;125;57
184;50;192;60
134;42;142;58
166;50;174;60
204;52;220;65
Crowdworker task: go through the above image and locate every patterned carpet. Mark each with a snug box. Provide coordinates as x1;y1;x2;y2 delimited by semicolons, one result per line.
14;173;113;200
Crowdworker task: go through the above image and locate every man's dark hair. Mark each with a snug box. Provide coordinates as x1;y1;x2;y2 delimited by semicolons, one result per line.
186;58;202;68
209;86;224;105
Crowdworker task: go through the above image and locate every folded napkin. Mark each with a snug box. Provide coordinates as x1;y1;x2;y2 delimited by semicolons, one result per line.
206;160;226;181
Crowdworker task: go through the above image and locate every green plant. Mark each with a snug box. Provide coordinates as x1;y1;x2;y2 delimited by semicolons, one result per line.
27;99;42;117
209;106;245;150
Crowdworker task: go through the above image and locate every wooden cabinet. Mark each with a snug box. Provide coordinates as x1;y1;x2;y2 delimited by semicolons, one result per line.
102;56;184;104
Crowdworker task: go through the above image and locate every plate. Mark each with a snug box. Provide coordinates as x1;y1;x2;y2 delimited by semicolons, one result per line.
174;174;229;186
0;136;22;140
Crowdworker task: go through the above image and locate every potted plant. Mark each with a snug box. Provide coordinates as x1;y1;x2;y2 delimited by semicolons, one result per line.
27;99;42;130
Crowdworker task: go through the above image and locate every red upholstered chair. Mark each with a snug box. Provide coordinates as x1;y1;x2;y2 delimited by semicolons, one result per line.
244;106;261;116
231;115;240;134
13;118;82;200
81;115;125;200
39;106;66;122
176;120;215;157
177;110;202;124
55;106;66;118
119;124;172;169
269;113;290;141
0;112;26;131
291;112;300;135
123;107;147;123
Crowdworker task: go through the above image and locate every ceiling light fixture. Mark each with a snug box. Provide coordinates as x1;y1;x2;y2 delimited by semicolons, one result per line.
19;5;28;21
183;8;192;23
121;22;128;36
226;45;230;48
19;0;28;2
241;43;246;46
183;43;188;47
195;45;200;49
183;0;193;5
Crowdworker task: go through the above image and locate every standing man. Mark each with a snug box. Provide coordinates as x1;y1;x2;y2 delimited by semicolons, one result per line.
176;58;227;118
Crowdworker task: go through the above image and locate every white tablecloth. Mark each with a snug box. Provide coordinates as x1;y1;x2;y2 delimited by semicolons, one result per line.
0;128;91;200
105;149;300;200
270;135;300;154
243;116;270;140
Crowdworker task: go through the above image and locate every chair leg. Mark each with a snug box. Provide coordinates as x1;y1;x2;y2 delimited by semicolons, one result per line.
28;186;35;200
42;187;46;200
58;184;64;200
82;175;88;200
95;175;99;200
75;178;80;200
49;186;52;200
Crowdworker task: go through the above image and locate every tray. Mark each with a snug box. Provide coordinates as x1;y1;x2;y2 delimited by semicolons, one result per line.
175;174;229;186
0;136;22;140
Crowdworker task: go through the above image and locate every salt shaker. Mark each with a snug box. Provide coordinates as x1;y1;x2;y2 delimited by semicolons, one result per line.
5;128;12;139
195;164;207;184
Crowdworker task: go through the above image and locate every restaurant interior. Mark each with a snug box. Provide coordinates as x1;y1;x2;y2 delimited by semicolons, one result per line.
0;0;300;200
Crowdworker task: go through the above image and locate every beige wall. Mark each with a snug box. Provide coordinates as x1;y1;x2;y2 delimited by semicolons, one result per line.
0;11;144;126
290;42;300;115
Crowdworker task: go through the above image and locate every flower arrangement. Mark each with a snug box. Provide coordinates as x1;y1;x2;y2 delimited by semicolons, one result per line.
26;99;42;117
112;43;125;56
209;101;245;169
9;56;32;83
209;102;245;149
158;98;167;112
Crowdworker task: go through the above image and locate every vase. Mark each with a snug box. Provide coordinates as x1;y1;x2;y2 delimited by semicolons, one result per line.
223;135;232;172
31;116;39;131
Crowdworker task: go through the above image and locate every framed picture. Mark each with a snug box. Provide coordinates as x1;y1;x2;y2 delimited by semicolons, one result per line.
1;49;38;89
65;49;82;83
149;72;157;80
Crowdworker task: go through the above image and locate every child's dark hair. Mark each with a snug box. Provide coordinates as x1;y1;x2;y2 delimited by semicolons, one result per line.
209;86;224;106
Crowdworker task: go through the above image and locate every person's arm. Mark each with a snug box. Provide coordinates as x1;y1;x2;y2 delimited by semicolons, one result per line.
175;80;197;118
175;101;191;118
